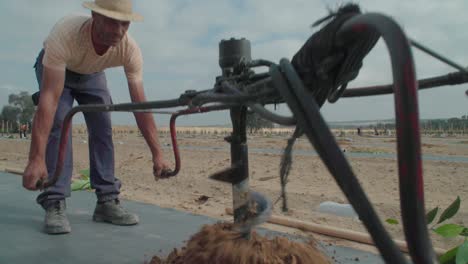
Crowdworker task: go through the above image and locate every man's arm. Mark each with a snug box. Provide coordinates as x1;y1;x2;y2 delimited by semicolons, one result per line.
23;67;65;190
127;80;169;177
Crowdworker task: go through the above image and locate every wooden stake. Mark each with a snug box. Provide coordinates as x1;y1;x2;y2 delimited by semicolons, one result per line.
4;167;24;175
225;208;446;256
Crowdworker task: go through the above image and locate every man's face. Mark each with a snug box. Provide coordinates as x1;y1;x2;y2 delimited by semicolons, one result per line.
92;12;130;46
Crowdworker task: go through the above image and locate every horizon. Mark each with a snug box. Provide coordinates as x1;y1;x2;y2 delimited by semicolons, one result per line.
0;91;466;126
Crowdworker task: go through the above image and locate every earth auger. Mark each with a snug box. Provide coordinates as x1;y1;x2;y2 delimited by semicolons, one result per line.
35;9;468;264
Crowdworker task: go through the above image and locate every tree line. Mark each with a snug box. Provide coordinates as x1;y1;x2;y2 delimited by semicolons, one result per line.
370;116;468;133
0;91;35;133
0;91;466;135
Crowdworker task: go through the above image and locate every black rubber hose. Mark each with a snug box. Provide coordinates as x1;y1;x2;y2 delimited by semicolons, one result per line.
339;13;437;264
271;61;408;264
248;59;276;67
221;81;296;126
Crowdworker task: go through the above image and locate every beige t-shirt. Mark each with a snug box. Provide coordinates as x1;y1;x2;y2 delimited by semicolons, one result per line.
42;15;143;81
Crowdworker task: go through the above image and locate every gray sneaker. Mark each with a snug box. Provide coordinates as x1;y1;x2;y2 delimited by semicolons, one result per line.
44;200;71;234
93;199;139;225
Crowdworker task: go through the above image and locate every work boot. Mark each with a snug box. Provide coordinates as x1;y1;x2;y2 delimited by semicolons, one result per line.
44;200;71;234
92;199;139;225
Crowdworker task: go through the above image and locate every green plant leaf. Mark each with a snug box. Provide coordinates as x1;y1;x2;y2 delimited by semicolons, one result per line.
71;179;91;191
426;207;439;225
434;224;465;238
456;240;468;264
79;169;90;180
461;228;468;237
438;196;461;224
386;218;399;225
440;246;458;264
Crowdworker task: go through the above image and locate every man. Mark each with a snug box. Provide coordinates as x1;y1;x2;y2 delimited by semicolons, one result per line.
20;123;28;139
23;0;170;234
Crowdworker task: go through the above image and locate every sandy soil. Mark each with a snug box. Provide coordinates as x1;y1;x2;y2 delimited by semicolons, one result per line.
1;127;467;255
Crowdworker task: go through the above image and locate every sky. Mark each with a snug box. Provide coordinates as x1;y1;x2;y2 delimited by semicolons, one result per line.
0;0;467;126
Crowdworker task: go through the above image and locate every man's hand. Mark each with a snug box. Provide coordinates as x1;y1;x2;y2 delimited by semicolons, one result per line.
25;65;65;191
152;156;171;180
23;158;48;190
128;80;171;179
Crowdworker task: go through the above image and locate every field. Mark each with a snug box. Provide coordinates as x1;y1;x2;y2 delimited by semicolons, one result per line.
1;125;467;254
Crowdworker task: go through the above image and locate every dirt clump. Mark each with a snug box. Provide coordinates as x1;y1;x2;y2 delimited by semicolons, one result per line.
150;222;330;264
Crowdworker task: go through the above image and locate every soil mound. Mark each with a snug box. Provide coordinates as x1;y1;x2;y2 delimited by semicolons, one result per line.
150;222;329;264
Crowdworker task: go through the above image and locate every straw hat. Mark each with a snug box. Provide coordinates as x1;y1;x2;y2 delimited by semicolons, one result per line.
82;0;143;22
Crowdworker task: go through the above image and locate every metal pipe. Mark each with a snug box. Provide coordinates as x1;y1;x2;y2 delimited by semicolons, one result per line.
228;106;252;239
190;92;259;106
76;98;187;113
37;108;77;189
342;71;468;97
37;98;189;189
38;101;234;188
410;39;468;73
165;105;232;177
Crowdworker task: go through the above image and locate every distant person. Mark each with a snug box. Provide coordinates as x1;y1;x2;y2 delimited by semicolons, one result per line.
387;129;392;136
23;0;170;234
374;127;379;136
357;127;361;136
20;123;28;139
